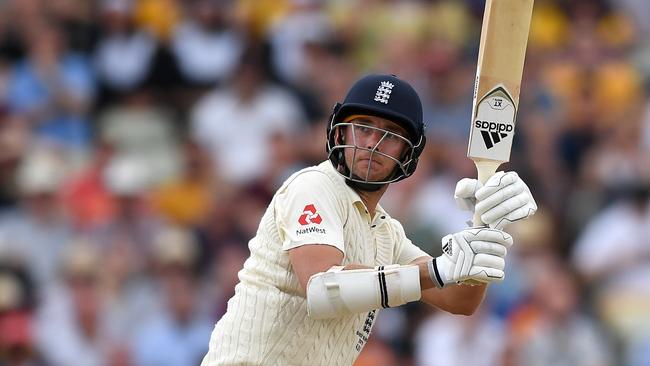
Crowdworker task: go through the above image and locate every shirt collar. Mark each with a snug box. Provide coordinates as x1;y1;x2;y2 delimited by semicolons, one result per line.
320;160;389;220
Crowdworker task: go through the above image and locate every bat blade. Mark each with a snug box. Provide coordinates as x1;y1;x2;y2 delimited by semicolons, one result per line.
468;0;534;225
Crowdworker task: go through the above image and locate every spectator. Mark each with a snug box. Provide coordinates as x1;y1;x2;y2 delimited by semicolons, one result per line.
268;0;333;85
190;49;305;184
132;226;212;366
90;155;163;274
62;141;116;230
0;148;72;288
0;112;30;210
415;309;506;366
512;255;614;366
572;184;650;364
353;338;398;366
153;139;215;227
203;243;247;320
0;263;45;366
36;241;130;366
133;0;181;42
0;310;46;366
85;156;165;347
94;0;156;95
6;19;94;150
171;0;244;87
96;89;181;186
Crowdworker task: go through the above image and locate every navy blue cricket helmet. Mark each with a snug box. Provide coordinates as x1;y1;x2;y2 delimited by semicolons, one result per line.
326;74;427;186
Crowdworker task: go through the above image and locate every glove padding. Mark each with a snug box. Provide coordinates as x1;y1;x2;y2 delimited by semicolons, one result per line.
455;171;537;229
431;227;513;287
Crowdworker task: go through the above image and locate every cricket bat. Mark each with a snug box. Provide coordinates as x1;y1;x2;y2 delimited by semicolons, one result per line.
468;0;534;226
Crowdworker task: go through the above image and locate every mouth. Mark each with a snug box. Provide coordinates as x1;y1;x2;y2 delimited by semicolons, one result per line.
356;158;383;168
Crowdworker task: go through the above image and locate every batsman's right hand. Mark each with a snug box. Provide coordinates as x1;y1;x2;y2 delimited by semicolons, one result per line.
430;227;513;287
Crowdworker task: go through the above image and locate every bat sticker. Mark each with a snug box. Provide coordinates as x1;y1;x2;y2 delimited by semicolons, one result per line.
468;85;517;161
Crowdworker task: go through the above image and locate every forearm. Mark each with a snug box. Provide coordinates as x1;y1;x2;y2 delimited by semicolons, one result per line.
413;258;487;315
421;282;487;315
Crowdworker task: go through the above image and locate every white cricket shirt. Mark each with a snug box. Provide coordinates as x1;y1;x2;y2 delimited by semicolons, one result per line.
201;161;428;365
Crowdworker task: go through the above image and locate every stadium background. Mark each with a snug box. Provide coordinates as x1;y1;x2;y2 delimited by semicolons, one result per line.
0;0;649;365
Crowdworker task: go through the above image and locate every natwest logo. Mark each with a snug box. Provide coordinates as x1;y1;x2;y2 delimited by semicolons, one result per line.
298;204;322;225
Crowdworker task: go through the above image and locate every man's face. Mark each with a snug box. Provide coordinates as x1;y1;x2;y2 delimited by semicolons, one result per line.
337;115;411;182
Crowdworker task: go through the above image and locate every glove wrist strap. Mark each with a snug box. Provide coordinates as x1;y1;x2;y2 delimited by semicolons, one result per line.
428;258;445;288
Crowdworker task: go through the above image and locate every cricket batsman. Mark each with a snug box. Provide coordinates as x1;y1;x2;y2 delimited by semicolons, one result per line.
201;74;537;365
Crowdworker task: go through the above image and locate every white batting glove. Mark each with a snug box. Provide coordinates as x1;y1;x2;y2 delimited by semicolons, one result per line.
454;177;481;211
429;227;513;287
454;171;537;230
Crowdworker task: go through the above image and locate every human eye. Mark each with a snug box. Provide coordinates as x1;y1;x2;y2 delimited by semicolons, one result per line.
355;124;373;135
385;131;403;142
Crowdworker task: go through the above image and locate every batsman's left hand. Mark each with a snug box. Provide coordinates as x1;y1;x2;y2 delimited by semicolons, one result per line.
455;171;537;230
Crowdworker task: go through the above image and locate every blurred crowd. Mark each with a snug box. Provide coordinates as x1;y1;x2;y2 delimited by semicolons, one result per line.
0;0;650;365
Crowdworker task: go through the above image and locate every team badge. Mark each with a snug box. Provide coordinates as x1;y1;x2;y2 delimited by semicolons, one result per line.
374;81;394;104
298;204;323;225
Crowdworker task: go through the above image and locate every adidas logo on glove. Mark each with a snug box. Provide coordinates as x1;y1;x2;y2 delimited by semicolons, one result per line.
442;238;453;256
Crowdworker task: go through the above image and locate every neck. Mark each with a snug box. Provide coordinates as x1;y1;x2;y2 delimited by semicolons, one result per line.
355;184;388;217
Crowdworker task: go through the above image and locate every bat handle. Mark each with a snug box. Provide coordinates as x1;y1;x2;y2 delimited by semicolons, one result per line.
463;160;501;287
472;160;501;226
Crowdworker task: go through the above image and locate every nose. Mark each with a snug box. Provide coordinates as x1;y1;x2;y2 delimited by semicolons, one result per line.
363;130;384;149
